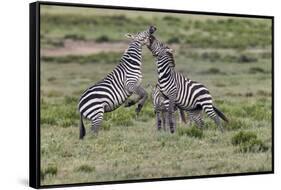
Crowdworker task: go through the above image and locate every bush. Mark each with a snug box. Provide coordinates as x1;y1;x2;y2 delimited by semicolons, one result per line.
239;139;269;153
231;131;268;153
95;35;110;43
248;67;266;74
76;165;95;173
177;126;203;139
201;68;222;75
201;52;221;62
231;131;257;146
227;119;249;130
105;107;135;127
238;54;258;63
101;121;112;131
163;16;181;22
64;34;85;41
41;164;58;180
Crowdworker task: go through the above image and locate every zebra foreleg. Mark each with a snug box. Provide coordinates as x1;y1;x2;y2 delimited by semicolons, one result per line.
162;110;167;131
134;86;148;114
168;100;176;133
124;86;148;114
156;111;162;130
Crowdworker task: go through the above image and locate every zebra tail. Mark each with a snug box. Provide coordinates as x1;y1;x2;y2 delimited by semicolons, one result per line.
214;106;229;123
79;113;86;140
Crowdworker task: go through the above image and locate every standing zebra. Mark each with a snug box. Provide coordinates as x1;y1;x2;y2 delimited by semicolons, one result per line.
152;83;207;129
78;26;157;139
152;84;187;131
147;35;228;133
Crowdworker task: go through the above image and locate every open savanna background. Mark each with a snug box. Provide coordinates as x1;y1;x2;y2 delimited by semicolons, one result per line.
40;5;272;186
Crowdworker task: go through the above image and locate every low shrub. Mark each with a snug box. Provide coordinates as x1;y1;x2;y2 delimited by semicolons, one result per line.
95;35;110;43
231;131;257;146
238;139;269;153
201;68;222;75
101;121;112;131
177;126;203;139
227;119;249;130
64;34;85;41
248;67;266;74
76;164;95;173
231;131;268;153
41;164;58;180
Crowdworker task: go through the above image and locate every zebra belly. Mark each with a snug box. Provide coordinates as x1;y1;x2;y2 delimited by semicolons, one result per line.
79;86;130;119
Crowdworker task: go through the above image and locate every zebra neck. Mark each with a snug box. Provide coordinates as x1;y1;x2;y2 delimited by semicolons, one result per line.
157;58;173;79
122;41;142;67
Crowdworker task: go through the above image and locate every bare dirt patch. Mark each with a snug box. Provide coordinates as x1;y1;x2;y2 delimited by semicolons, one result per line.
41;39;129;57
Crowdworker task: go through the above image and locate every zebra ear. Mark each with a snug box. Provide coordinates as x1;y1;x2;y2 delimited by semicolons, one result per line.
166;48;175;53
125;33;134;39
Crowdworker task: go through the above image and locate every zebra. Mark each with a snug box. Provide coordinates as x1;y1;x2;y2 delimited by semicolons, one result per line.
152;84;207;130
152;84;187;131
78;26;157;139
147;35;228;133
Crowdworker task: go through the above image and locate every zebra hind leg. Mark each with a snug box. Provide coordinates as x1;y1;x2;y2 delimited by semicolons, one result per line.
202;105;224;132
213;115;224;133
156;111;162;130
189;109;204;129
162;111;167;131
168;101;176;133
90;112;104;135
79;113;86;140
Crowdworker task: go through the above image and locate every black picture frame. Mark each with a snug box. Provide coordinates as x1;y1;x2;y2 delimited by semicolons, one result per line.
30;1;274;189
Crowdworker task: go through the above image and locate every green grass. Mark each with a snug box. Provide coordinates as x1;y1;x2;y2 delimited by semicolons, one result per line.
41;52;122;64
231;131;269;153
40;5;271;49
40;5;272;186
40;49;272;185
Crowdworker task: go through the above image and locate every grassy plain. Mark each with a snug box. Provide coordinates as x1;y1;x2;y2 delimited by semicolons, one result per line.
40;5;272;185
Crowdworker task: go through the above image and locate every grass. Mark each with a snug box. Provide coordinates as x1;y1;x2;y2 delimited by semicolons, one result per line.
177;127;204;139
40;6;271;49
41;52;122;64
231;131;269;153
40;5;272;186
40;49;272;185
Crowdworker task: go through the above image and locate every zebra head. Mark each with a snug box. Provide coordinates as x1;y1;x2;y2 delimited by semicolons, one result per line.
125;26;157;46
147;35;172;56
147;35;176;67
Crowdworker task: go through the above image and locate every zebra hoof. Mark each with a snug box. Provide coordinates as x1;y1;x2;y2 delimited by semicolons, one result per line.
124;100;134;107
135;105;142;114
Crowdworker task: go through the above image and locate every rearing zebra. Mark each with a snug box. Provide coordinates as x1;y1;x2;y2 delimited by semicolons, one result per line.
78;26;157;139
147;35;228;133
